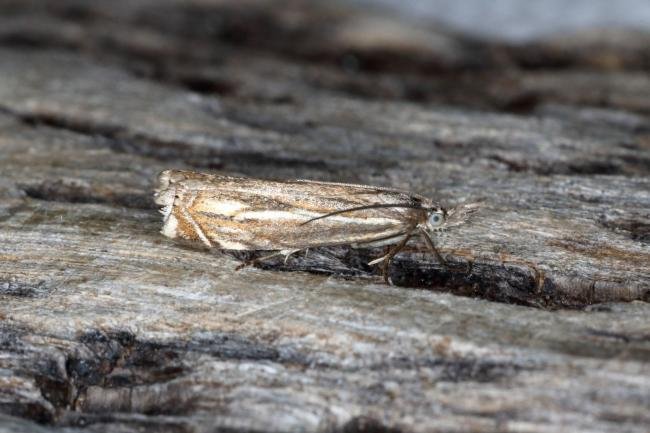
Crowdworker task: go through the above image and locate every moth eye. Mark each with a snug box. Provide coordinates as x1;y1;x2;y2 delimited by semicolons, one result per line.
428;212;445;227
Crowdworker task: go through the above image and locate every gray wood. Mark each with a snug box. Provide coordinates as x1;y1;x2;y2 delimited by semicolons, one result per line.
0;1;649;432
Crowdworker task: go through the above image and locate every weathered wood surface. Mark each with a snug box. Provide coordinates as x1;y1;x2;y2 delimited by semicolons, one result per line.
0;1;649;432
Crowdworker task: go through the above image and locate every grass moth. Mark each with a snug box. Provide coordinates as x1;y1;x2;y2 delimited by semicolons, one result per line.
154;170;478;281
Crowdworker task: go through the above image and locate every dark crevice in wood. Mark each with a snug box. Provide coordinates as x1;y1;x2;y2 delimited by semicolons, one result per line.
234;247;650;309
20;182;155;210
0;279;53;298
599;215;650;243
1;14;649;118
584;328;650;344
389;256;548;308
176;75;240;96
0;403;56;425
59;412;194;433
368;356;533;382
67;329;295;385
487;154;631;176
340;416;404;433
1;33;649;125
232;248;552;308
8;107;220;165
6;107;346;176
1;327;301;423
0;321;542;426
0;34;80;51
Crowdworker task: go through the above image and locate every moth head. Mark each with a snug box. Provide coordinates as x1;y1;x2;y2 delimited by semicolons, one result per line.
426;209;447;232
425;202;480;232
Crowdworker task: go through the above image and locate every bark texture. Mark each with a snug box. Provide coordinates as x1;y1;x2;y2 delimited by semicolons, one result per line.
0;1;649;432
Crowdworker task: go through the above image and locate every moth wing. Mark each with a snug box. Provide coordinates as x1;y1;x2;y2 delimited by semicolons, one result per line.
156;171;427;250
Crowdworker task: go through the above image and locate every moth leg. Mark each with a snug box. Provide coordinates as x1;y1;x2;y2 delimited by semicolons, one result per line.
368;247;390;266
235;251;282;271
283;249;301;264
235;249;301;270
420;228;447;267
367;232;413;284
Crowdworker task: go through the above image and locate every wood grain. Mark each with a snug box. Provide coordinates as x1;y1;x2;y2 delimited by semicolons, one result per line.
0;1;649;432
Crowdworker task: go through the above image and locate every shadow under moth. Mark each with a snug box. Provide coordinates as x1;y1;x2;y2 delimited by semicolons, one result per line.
154;170;478;282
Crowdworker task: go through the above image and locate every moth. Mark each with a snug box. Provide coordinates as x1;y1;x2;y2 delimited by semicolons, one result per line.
154;170;478;281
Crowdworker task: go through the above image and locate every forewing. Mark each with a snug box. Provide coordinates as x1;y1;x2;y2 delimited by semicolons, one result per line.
157;170;426;250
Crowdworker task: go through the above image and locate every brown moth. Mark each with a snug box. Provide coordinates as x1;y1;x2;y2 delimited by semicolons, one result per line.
154;169;478;281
